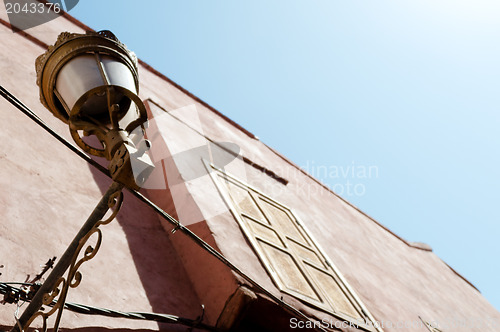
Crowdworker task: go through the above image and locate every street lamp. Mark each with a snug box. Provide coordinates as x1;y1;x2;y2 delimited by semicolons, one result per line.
11;30;154;332
36;29;153;189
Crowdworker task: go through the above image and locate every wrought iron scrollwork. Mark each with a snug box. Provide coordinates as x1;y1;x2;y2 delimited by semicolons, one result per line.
22;188;123;332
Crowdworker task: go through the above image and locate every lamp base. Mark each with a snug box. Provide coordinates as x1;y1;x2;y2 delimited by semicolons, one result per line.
109;141;154;190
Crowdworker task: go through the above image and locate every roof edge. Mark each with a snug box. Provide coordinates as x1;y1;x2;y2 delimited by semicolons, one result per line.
136;59;258;140
442;260;480;293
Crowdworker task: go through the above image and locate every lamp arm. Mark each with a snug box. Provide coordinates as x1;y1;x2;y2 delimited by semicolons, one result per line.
10;181;124;332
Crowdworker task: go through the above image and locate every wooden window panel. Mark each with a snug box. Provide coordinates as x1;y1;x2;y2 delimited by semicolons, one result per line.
220;175;267;223
258;197;309;245
288;239;327;269
209;164;379;331
304;262;362;319
241;215;285;247
258;240;321;301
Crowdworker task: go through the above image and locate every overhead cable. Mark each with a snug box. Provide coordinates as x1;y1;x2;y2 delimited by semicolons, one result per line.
0;283;216;331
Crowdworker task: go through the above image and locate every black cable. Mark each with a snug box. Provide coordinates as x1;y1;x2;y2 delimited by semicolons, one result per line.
0;85;328;332
0;283;217;331
0;86;110;176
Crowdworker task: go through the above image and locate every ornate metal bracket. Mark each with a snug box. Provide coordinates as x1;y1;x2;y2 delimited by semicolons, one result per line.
12;183;124;332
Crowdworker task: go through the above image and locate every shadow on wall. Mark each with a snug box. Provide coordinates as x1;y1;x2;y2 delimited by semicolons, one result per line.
87;165;203;331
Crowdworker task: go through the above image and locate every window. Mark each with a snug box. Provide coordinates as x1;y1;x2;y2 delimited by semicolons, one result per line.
209;164;376;328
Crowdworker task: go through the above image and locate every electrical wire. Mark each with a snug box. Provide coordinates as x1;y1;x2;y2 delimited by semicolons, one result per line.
0;86;110;176
0;283;216;331
0;85;328;332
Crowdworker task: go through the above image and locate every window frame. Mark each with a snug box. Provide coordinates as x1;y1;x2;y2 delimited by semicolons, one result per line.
419;316;443;332
206;162;381;331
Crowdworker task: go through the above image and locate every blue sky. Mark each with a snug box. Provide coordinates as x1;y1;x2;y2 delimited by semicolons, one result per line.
69;0;500;310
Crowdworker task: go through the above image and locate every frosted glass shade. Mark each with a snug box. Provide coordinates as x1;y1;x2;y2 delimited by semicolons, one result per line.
55;54;137;119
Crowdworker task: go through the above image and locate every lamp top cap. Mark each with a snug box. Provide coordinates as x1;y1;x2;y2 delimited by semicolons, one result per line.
35;30;139;122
